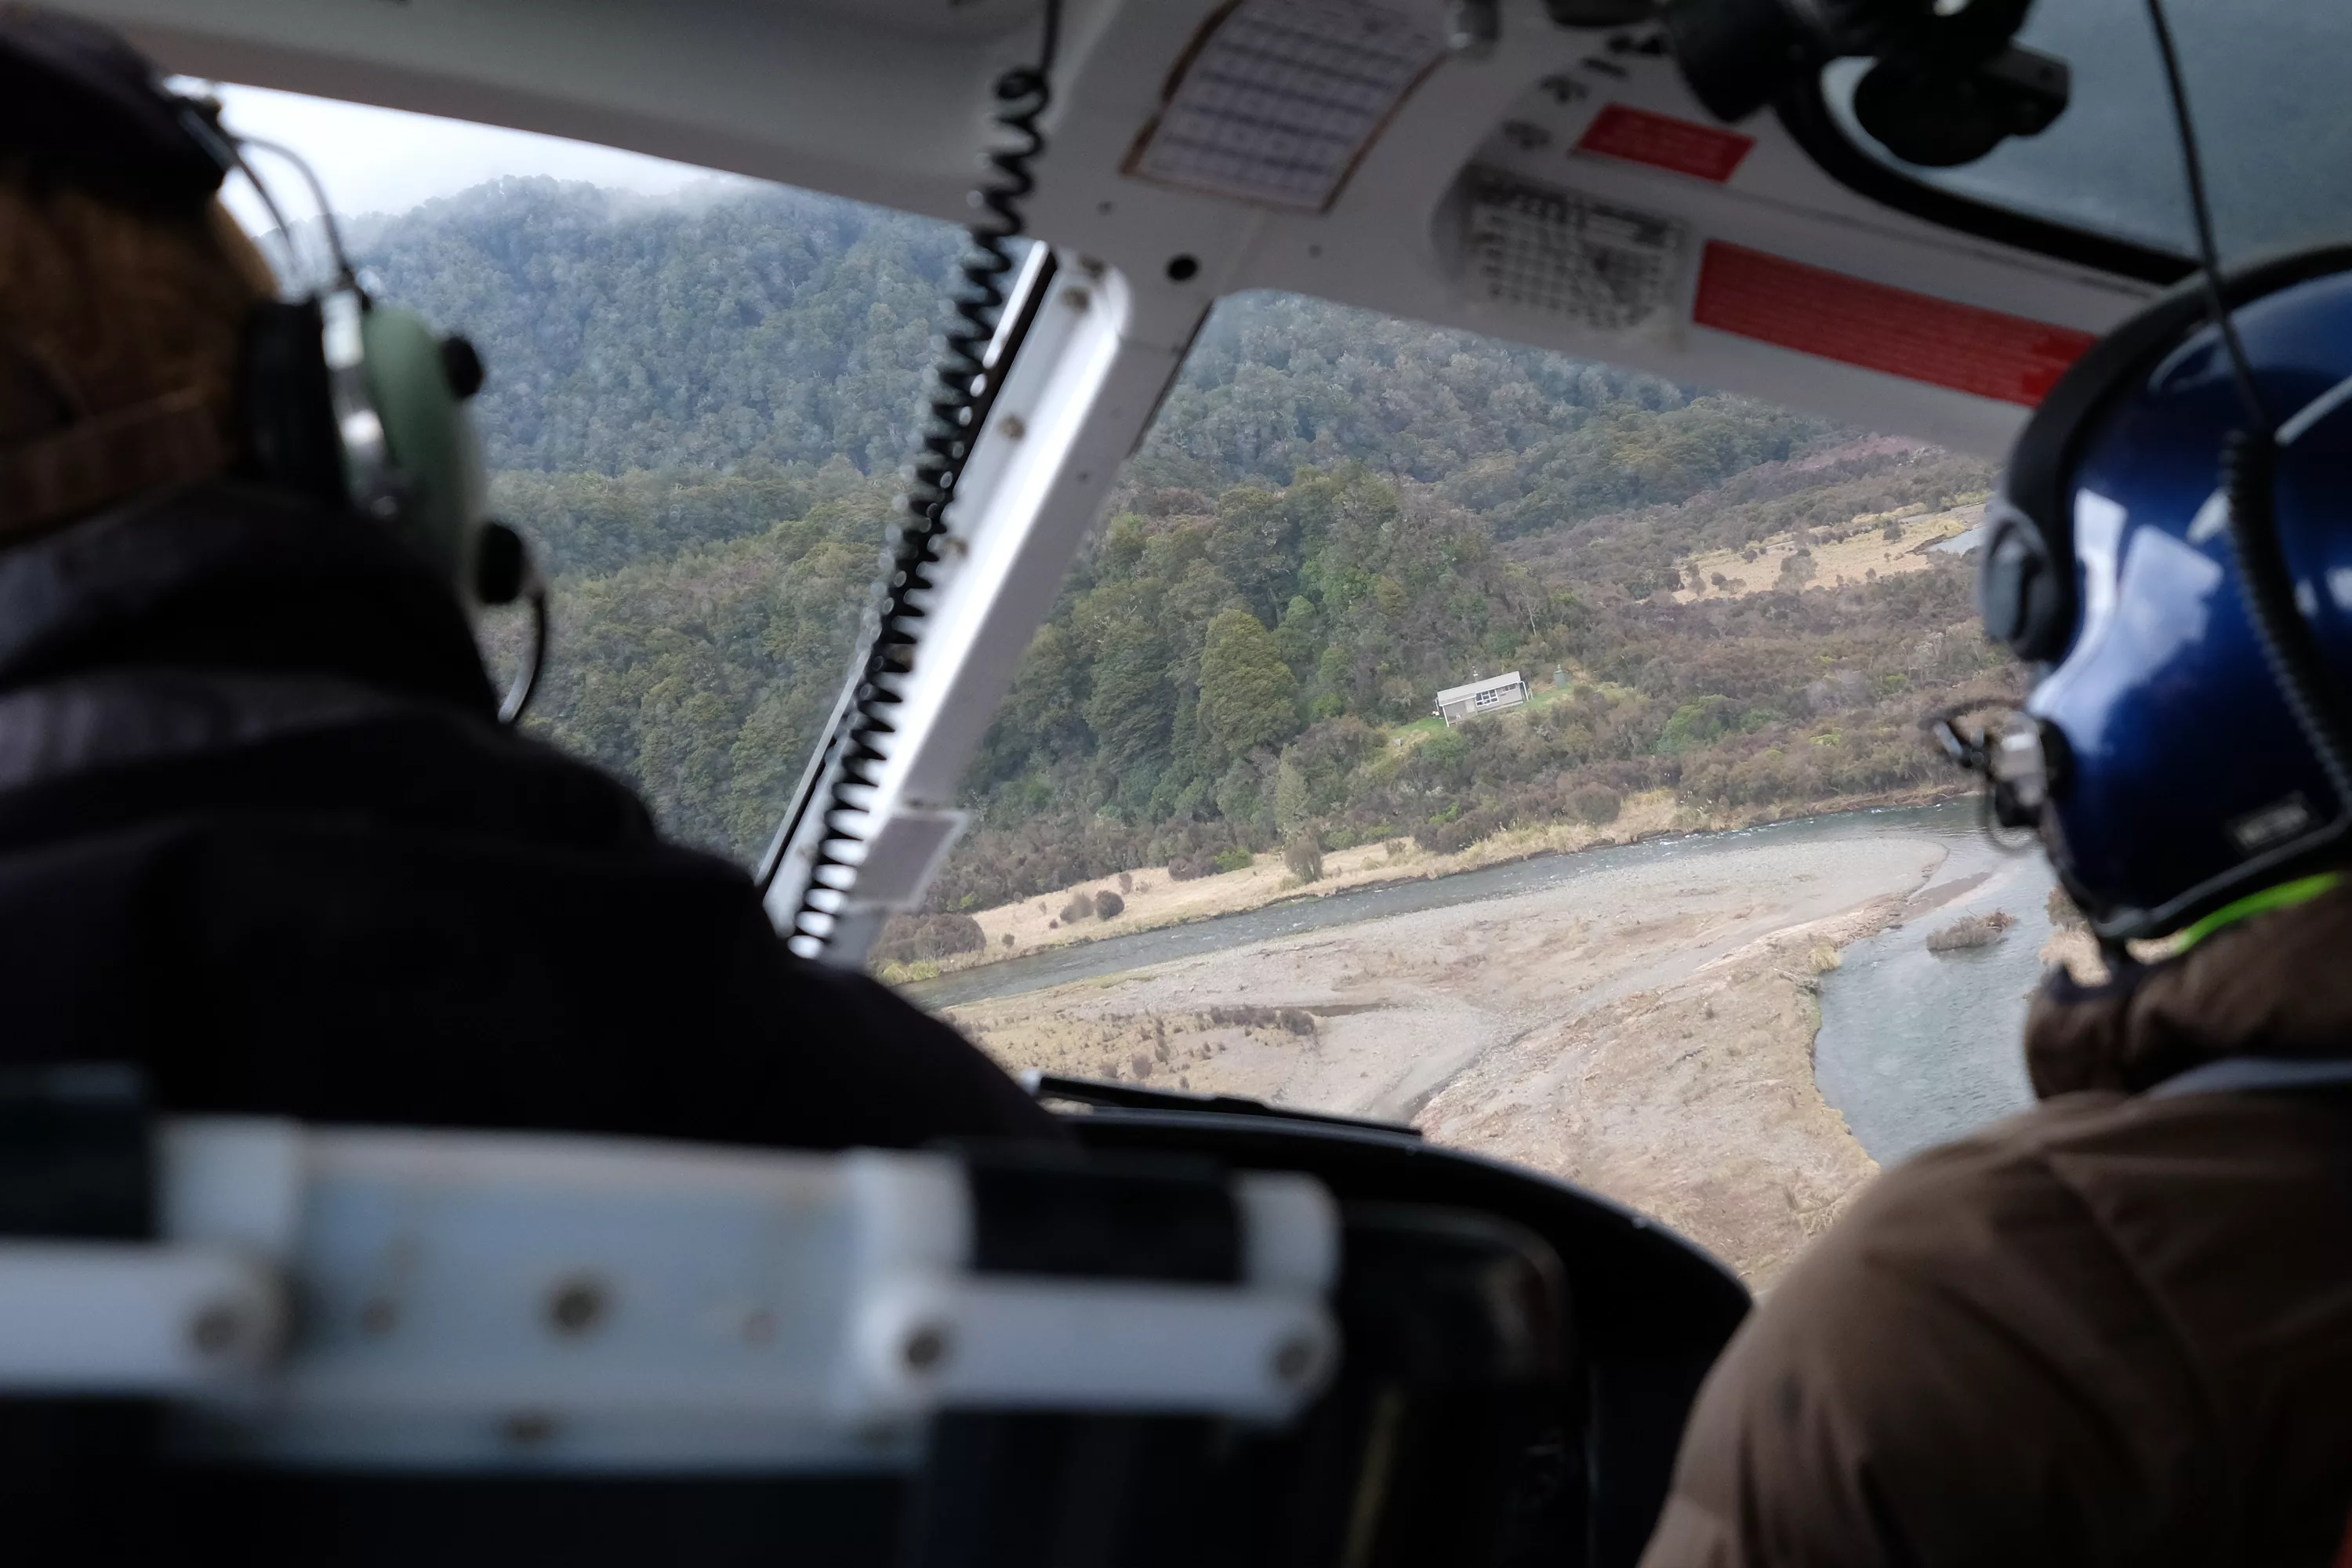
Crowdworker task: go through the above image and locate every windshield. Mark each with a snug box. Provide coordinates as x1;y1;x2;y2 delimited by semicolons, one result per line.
1824;0;2352;262
911;293;2074;1287
269;113;953;866
292;90;2072;1292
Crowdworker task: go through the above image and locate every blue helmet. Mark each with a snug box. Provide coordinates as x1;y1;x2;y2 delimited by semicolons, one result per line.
1971;248;2352;939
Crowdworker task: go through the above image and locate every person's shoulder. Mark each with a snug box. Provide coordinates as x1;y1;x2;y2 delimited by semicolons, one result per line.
1817;1094;2128;1261
1771;1082;2352;1382
1846;1085;2352;1255
1753;1092;2172;1369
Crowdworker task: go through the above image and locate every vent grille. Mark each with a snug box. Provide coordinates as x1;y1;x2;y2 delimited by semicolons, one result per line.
1465;172;1685;332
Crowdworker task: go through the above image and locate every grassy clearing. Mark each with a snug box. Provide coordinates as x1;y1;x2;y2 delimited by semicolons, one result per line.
1669;500;1986;603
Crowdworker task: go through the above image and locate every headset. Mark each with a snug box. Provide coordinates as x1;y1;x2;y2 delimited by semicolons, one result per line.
1442;0;2067;170
0;13;544;722
1659;0;2067;166
213;125;550;723
197;114;549;724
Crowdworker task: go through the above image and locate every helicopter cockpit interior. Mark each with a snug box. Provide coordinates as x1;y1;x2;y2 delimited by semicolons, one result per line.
5;0;2329;1562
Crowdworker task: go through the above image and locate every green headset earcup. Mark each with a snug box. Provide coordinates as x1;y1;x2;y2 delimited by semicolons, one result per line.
359;304;488;605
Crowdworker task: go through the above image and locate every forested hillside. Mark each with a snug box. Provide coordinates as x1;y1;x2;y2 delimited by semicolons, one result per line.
356;177;2005;903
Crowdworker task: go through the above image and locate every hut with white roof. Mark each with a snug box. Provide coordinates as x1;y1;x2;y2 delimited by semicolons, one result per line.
1434;670;1530;726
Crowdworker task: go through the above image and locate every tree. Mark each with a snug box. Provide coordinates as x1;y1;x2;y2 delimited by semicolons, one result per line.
1273;753;1312;837
1209;486;1302;626
1196;608;1300;766
1084;627;1174;780
1283;830;1325;883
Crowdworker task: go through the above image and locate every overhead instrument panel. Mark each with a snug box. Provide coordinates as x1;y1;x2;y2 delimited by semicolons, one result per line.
1411;16;2151;448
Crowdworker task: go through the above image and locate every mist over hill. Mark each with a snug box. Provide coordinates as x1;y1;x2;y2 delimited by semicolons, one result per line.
354;176;2006;895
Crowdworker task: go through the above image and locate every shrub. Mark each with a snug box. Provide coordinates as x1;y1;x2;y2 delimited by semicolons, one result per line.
1202;1005;1316;1036
1093;890;1125;919
2045;886;2089;931
1882;519;1905;541
1167;853;1211;880
1000;932;1014;947
1118;870;1134;893
1926;910;2016;953
1387;838;1411;860
1570;785;1622;826
870;913;986;968
1059;891;1096;923
1283;831;1325;884
1414;808;1502;855
1212;847;1255;874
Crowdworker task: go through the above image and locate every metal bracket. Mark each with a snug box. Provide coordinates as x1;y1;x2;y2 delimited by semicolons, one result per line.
0;1120;1338;1470
760;256;1201;963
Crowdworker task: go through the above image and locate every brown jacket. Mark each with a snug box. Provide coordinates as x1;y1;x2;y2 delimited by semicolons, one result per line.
1641;887;2352;1568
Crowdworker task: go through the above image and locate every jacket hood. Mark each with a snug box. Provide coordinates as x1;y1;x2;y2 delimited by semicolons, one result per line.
2027;882;2352;1095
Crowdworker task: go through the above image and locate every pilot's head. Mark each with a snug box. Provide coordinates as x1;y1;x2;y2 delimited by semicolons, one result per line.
0;10;276;536
1967;254;2352;942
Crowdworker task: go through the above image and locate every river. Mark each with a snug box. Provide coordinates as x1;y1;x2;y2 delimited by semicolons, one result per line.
1810;801;2048;1163
914;799;2050;1165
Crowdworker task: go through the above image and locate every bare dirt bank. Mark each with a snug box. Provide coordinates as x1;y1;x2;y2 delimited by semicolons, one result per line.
901;784;1973;985
953;832;1949;1289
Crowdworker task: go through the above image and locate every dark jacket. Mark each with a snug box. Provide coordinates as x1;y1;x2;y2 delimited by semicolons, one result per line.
0;481;1058;1149
1640;890;2352;1568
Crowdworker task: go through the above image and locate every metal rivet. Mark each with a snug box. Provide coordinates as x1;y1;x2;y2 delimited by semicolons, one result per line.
902;1324;951;1371
998;414;1026;441
359;1297;398;1337
743;1308;778;1346
1271;1334;1318;1385
546;1276;608;1337
1166;253;1200;282
189;1301;244;1359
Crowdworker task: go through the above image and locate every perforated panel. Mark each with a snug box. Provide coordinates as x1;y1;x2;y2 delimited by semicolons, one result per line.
1464;170;1685;332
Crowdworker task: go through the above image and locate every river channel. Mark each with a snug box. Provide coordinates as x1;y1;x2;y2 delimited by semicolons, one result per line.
1810;802;2048;1163
913;799;2051;1164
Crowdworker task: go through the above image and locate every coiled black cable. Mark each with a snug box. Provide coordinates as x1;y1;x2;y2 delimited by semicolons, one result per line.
764;9;1061;953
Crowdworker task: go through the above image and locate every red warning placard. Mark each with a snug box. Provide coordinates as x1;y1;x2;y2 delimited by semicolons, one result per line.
1692;242;2096;405
1576;104;1753;183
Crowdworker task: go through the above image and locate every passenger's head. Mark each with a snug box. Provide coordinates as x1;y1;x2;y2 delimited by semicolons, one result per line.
1971;254;2352;941
0;9;274;534
0;9;502;616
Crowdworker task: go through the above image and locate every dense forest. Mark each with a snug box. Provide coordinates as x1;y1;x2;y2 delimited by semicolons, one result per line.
357;176;2008;908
